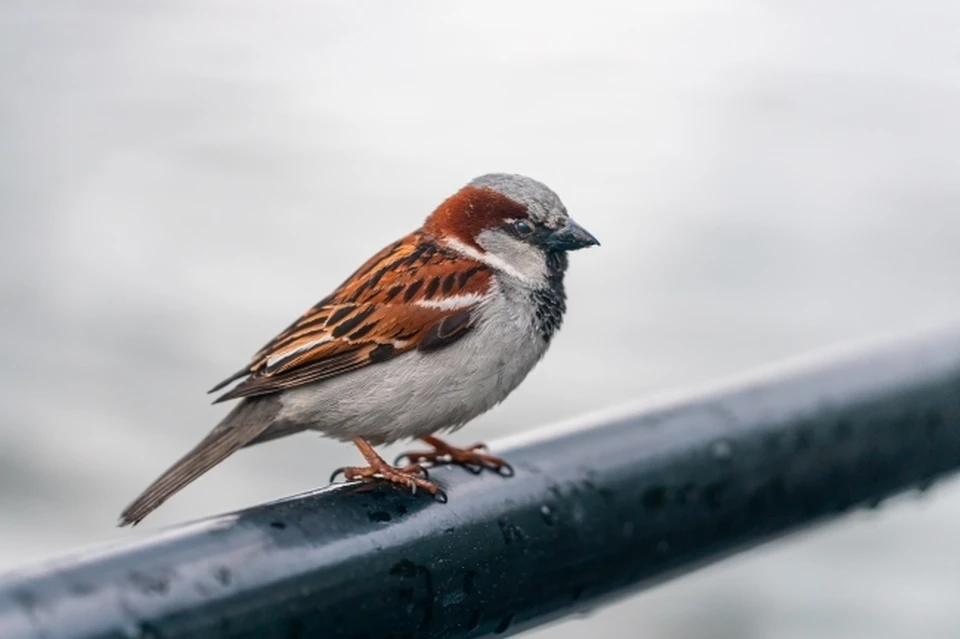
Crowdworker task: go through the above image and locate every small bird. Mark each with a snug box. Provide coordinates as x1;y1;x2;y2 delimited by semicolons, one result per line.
119;173;599;526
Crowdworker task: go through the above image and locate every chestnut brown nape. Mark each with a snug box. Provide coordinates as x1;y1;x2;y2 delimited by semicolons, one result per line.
424;185;528;249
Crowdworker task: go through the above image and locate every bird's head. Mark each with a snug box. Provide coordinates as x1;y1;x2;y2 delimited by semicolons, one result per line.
424;173;599;286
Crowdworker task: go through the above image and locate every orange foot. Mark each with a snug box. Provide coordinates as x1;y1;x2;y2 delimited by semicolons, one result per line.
331;437;446;501
396;435;514;476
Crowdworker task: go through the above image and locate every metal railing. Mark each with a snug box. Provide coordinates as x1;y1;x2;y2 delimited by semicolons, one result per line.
2;324;960;639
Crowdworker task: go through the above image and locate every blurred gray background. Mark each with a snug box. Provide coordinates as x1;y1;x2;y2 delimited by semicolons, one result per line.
2;1;960;637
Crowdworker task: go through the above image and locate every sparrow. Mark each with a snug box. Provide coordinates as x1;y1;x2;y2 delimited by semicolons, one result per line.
118;173;599;526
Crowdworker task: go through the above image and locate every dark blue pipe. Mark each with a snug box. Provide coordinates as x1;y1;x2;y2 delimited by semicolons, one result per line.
2;326;960;638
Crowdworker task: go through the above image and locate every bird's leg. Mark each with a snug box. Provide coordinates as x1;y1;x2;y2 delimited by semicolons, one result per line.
396;435;513;476
331;437;445;499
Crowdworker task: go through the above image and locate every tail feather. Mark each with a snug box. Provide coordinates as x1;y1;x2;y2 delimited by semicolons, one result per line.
118;397;281;526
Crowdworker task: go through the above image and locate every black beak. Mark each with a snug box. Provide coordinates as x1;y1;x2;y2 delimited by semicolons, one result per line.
546;219;600;251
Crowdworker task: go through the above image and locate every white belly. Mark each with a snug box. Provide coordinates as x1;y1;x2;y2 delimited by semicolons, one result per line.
274;290;548;446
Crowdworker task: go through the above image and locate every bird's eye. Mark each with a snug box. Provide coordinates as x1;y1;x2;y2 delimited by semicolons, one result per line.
512;219;533;236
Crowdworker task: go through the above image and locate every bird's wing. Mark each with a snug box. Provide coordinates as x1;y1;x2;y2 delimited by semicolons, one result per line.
209;233;492;403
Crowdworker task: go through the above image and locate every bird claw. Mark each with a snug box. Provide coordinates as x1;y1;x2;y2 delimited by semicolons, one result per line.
495;462;515;477
393;440;512;477
332;462;428;482
330;461;439;498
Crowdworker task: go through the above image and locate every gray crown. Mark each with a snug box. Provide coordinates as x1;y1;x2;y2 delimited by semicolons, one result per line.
468;173;569;229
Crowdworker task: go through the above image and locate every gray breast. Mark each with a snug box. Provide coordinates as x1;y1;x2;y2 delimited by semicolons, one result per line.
275;281;551;446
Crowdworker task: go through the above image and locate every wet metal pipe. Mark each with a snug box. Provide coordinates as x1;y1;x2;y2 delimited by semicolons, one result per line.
2;325;960;639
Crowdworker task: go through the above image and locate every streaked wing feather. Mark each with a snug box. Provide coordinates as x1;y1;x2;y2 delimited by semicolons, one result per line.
210;233;491;403
417;308;474;351
214;349;368;401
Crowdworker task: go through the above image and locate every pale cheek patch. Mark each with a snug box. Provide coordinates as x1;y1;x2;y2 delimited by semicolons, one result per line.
442;237;529;283
474;230;548;285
